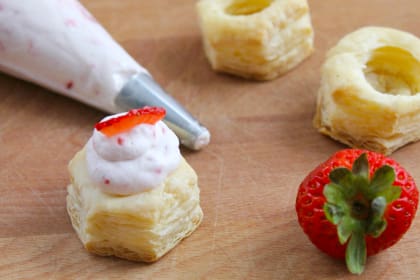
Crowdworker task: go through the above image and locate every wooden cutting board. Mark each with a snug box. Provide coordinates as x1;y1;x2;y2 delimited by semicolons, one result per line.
1;0;420;279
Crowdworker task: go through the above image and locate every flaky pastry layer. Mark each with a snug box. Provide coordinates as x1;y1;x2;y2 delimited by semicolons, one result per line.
196;0;314;80
66;148;203;262
314;26;420;155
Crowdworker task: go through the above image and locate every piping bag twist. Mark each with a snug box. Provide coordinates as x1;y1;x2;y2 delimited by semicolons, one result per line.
0;0;210;150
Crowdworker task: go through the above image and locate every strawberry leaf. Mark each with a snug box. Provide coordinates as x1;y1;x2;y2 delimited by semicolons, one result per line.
352;153;369;180
329;168;352;186
324;183;348;206
352;176;370;197
324;203;345;225
369;165;395;196
337;216;358;244
378;186;402;204
346;230;366;275
366;196;387;237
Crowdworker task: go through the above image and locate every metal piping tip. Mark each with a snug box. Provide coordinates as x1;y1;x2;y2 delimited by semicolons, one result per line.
115;73;210;150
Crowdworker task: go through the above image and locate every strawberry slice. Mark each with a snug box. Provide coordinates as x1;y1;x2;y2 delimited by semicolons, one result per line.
95;106;166;137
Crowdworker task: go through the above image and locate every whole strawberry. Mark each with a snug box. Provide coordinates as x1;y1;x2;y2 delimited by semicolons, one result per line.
296;149;419;274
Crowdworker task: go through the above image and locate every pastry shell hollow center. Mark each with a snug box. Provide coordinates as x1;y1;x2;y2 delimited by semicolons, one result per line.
364;46;420;96
225;0;274;16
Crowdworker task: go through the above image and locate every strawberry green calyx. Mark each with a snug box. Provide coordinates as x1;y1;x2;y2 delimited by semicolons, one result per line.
323;153;401;274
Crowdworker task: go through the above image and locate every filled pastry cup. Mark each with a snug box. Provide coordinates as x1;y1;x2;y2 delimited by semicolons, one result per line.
67;149;203;262
66;107;203;262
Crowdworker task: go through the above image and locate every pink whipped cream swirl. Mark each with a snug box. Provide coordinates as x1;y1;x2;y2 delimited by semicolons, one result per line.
86;116;181;195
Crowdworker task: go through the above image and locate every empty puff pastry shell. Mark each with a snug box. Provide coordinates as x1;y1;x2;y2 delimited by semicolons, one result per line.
66;148;203;262
196;0;314;80
314;26;420;155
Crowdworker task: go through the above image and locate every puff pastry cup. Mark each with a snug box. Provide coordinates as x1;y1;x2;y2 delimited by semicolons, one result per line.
314;26;420;155
66;148;203;262
196;0;314;80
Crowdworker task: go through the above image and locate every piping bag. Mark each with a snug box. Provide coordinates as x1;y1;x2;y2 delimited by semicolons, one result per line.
0;0;210;150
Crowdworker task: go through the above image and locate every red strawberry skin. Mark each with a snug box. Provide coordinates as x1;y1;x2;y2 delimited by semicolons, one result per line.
296;149;419;259
95;106;165;137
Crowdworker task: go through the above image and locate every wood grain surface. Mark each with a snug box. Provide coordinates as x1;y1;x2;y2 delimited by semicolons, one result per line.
1;0;420;279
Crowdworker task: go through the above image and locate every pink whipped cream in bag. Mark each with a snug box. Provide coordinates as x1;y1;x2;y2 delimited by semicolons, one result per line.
0;0;209;150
